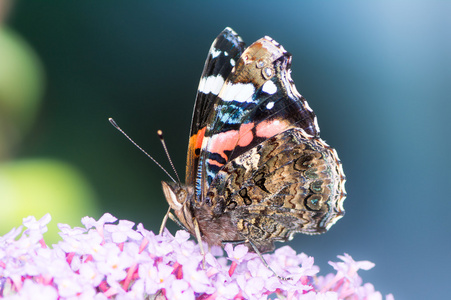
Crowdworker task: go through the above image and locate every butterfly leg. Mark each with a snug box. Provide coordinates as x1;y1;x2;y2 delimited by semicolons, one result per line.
221;239;247;246
168;212;189;231
159;206;189;235
160;207;206;268
221;239;291;280
159;206;172;235
193;218;206;269
247;239;291;281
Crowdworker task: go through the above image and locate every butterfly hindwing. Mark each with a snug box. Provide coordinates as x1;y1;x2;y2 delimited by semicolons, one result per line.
203;127;345;252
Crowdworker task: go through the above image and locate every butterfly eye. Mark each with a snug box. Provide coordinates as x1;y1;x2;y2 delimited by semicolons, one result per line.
176;189;187;203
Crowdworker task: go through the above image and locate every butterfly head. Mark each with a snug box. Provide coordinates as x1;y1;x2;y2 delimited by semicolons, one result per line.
161;181;196;234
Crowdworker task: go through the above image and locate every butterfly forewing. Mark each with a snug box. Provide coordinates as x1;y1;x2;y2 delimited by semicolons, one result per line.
186;28;246;187
197;37;319;201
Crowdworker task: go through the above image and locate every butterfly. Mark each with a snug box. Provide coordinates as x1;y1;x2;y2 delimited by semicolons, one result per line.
161;27;346;257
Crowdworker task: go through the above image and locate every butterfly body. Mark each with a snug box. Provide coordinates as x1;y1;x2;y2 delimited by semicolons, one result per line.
162;28;346;253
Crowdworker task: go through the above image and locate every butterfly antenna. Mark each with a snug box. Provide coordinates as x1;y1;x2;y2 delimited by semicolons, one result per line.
157;130;181;183
109;118;177;183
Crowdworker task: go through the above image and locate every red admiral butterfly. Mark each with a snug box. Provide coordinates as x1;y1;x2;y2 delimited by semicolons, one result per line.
162;28;346;256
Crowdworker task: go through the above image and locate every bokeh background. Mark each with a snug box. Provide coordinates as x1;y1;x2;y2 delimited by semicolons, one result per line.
1;1;450;298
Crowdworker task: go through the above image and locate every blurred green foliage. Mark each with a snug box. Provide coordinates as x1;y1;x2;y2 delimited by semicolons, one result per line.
0;159;98;243
0;26;99;243
0;27;44;158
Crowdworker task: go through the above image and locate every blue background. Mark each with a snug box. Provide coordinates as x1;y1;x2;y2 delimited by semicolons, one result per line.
7;1;450;298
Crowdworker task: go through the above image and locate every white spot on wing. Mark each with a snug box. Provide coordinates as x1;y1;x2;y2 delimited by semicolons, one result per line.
220;82;255;103
211;48;221;59
266;102;274;109
198;75;225;95
313;116;320;132
230;58;235;66
225;27;244;43
262;80;277;95
298;128;314;138
304;100;313;112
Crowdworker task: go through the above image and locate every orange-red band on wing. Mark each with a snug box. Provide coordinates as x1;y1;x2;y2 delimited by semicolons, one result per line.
256;119;291;138
189;127;206;155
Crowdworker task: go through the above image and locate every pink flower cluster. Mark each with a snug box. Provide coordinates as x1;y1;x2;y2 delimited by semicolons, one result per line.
0;214;393;299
